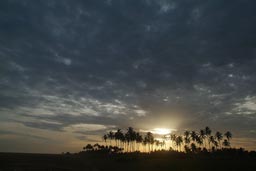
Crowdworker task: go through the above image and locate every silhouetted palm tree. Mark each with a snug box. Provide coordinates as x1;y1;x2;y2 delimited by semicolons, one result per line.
125;131;130;152
120;134;125;149
98;126;233;153
222;139;230;148
205;126;212;150
209;135;216;149
175;136;183;152
205;127;212;136
199;129;206;148
127;127;137;151
184;145;191;153
191;143;197;153
224;131;232;141
170;133;177;150
145;132;154;152
224;131;232;148
161;140;166;150
108;131;114;146
155;139;160;151
196;135;203;148
114;129;123;148
93;143;100;150
103;134;108;145
135;132;143;151
184;130;191;145
190;131;198;144
163;135;169;150
84;144;93;151
213;140;218;149
142;137;148;152
215;131;223;149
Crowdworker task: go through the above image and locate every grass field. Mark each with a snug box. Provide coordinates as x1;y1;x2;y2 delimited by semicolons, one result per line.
1;151;256;171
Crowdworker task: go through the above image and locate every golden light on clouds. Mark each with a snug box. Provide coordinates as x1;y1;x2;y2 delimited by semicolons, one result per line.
151;128;173;135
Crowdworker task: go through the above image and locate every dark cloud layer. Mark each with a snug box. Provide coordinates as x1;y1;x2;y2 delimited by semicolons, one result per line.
1;0;256;152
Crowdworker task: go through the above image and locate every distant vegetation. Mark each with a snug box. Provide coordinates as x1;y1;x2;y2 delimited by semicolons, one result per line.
82;126;235;153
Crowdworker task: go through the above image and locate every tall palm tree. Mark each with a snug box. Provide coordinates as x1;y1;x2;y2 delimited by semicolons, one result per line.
149;133;155;152
161;140;166;150
145;132;154;152
170;133;177;150
205;127;212;136
210;135;218;149
125;131;130;152
103;134;108;146
115;129;123;148
224;131;232;148
190;131;198;144
209;135;215;149
184;144;190;153
224;131;232;141
155;140;160;151
205;126;212;150
142;136;148;152
175;136;183;152
199;129;206;148
162;135;169;150
215;131;223;149
108;131;114;146
126;127;136;152
120;132;126;151
135;132;143;151
184;130;191;145
190;143;197;153
196;135;203;148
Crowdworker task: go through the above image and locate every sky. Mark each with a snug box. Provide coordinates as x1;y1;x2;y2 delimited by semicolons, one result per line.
0;0;256;153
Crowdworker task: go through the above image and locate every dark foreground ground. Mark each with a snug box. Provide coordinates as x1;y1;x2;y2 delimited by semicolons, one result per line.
1;151;256;171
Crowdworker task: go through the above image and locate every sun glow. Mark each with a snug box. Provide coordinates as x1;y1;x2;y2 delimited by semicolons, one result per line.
152;128;172;135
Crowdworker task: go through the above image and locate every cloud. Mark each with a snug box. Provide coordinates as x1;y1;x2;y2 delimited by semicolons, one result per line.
55;53;72;66
63;123;108;132
134;109;147;117
0;130;49;141
9;61;26;72
233;96;256;115
0;0;256;152
158;0;176;13
75;135;100;142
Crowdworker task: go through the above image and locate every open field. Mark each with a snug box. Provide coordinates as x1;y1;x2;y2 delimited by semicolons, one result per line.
1;151;256;171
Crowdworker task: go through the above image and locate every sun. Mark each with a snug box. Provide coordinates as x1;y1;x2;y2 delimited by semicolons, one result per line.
152;128;172;135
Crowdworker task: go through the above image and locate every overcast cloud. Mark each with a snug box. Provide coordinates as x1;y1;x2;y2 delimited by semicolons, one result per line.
0;0;256;153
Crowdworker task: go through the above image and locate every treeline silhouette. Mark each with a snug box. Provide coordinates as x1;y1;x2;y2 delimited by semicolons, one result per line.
82;126;237;153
